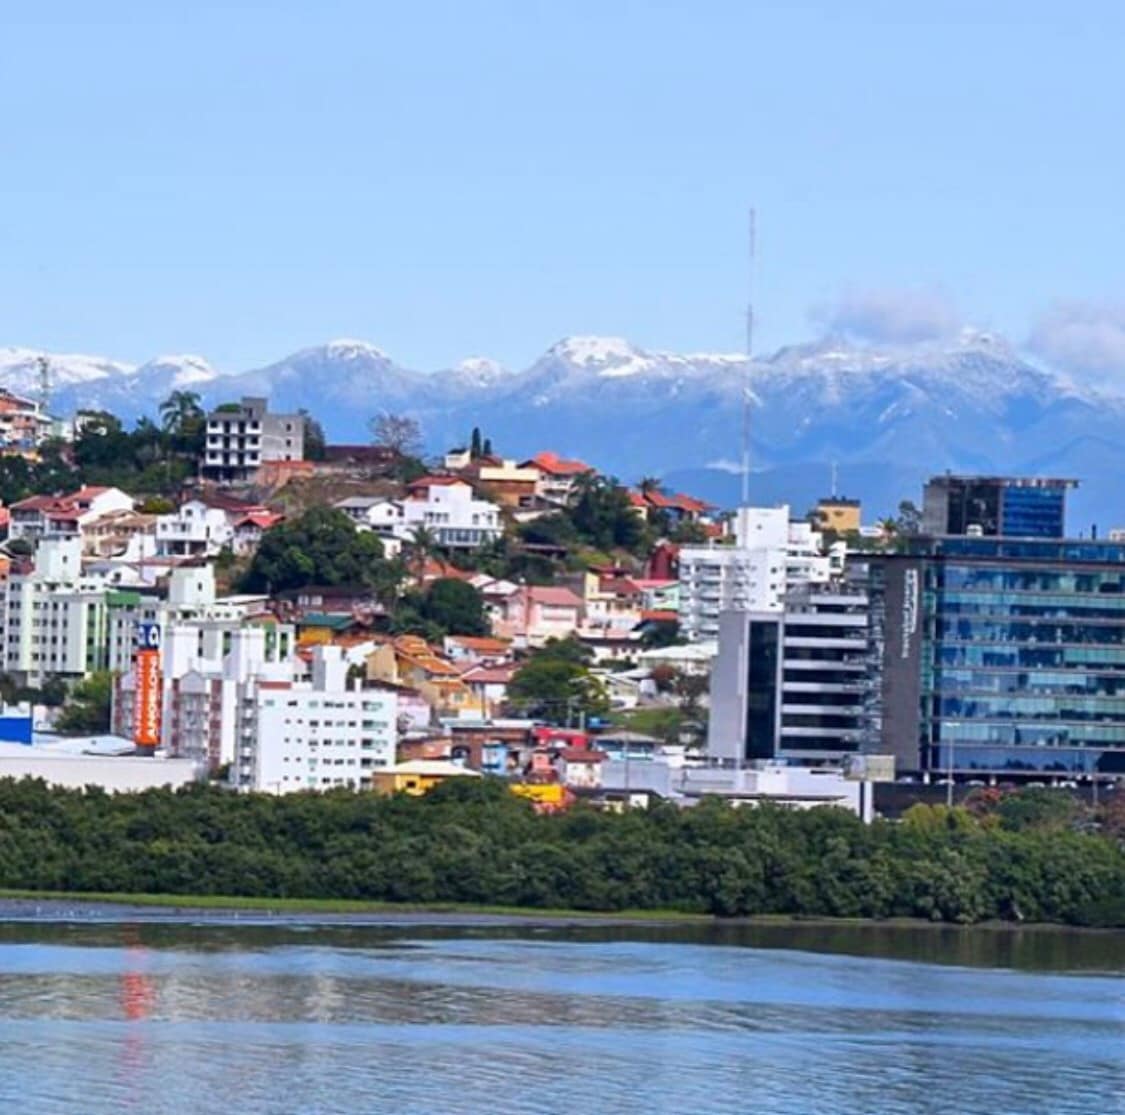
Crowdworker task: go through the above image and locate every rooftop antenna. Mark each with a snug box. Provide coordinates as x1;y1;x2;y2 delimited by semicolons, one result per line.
740;208;756;507
831;460;838;499
36;354;51;414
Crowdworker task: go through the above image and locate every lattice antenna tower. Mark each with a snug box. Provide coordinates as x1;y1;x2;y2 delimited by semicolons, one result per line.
740;208;757;507
36;354;51;414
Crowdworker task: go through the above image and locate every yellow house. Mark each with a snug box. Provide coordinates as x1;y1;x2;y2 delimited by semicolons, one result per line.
371;759;482;797
366;636;475;717
510;782;569;810
815;497;862;535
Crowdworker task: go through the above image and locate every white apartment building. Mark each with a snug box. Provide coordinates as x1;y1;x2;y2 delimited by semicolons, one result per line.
678;506;839;641
113;624;397;787
2;539;110;684
707;579;871;768
400;477;502;549
155;500;236;558
202;396;305;484
104;565;262;674
114;620;296;770
236;647;398;794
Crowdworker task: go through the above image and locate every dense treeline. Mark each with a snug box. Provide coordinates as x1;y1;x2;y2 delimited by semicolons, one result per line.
0;779;1121;926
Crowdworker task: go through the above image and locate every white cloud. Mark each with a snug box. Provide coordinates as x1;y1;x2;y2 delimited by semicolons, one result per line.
810;287;961;344
1028;301;1125;387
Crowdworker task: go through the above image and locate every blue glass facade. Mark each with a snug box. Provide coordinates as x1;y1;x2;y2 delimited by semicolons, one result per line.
872;540;1125;775
998;485;1066;539
926;553;1125;773
921;475;1073;539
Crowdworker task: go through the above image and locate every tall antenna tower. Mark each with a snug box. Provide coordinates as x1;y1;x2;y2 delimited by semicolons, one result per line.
740;208;756;507
36;355;51;415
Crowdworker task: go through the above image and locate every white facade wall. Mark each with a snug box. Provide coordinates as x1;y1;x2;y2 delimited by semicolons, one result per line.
679;504;834;641
113;620;297;768
1;539;109;683
155;501;235;557
235;649;398;794
399;484;502;549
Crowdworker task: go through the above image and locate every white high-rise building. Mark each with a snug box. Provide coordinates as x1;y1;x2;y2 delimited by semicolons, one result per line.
104;565;260;674
678;506;840;641
113;629;397;789
236;647;398;795
1;539;110;684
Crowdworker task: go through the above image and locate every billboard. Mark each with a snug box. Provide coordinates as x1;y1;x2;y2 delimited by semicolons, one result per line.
134;622;162;749
843;754;896;782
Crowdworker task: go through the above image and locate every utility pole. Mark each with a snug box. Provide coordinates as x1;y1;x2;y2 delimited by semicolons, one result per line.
739;208;756;508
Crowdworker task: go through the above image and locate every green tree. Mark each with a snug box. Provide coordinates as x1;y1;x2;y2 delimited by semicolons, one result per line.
568;474;647;553
239;507;387;593
159;390;204;439
300;409;327;461
469;427;482;459
507;638;607;722
55;672;113;734
420;578;489;636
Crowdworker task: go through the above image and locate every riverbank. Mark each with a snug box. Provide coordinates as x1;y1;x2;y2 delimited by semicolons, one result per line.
0;889;1115;934
0;889;710;926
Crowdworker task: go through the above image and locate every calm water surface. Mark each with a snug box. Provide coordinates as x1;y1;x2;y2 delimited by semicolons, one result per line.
0;919;1120;1114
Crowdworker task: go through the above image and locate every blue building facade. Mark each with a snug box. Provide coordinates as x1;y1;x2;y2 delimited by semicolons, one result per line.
870;538;1125;777
921;475;1074;540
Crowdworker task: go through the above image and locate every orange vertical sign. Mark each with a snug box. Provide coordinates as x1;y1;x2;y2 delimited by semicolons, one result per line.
134;649;161;748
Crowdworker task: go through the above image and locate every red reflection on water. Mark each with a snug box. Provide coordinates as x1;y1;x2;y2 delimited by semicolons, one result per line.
115;925;156;1108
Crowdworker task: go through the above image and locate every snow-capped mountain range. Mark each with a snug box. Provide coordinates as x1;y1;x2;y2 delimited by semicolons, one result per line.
3;332;1124;525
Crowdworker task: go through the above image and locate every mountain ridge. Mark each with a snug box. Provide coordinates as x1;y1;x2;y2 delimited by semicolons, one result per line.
3;333;1122;524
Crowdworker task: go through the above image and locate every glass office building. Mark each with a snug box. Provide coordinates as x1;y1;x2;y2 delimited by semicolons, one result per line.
869;537;1125;777
921;475;1075;540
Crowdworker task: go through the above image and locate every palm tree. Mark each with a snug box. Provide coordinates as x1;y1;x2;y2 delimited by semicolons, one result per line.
159;390;204;436
408;524;439;582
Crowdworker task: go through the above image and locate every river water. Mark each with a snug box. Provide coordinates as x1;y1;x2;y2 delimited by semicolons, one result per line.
0;918;1120;1114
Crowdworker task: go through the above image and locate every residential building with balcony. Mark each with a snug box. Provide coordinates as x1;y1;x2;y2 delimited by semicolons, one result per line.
1;539;111;685
8;486;135;544
202;396;305;484
400;476;502;549
155;500;235;558
706;573;871;766
678;506;839;641
0;388;53;457
235;646;397;794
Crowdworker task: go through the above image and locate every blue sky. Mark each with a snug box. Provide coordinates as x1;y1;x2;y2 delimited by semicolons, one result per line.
3;0;1125;376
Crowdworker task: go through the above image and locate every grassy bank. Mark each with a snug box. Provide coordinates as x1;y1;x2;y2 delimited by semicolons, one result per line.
0;888;707;922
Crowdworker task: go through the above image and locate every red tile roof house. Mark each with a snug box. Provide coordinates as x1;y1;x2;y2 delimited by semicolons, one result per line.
629;489;715;524
232;511;284;555
520;451;595;504
8;486;135;543
460;661;519;718
443;634;514;664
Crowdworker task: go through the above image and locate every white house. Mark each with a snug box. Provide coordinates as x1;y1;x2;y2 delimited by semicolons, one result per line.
8;486;135;544
399;477;502;549
155;500;235;558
